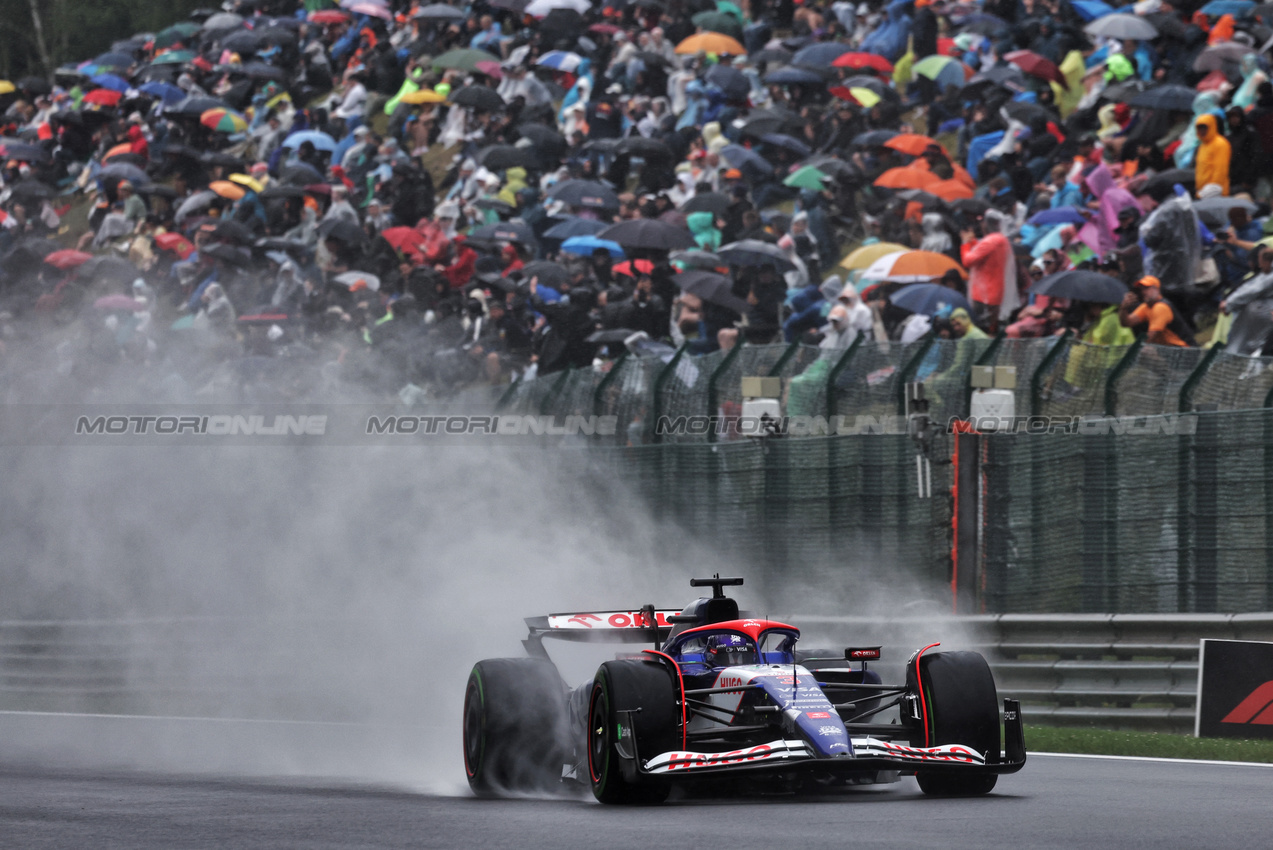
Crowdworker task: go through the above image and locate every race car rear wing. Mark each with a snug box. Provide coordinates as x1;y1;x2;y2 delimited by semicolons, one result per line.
523;604;679;657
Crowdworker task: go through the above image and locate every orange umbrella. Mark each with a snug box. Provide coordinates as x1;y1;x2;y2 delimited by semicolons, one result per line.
860;250;966;282
209;180;245;200
928;178;975;201
873;166;940;190
883;134;943;156
675;32;746;55
103;142;134;161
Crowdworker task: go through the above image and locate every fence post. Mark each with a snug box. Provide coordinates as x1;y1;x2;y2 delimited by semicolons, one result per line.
825;335;864;420
650;344;689;445
768;340;802;376
1178;345;1221;413
539;367;574;417
1264;389;1273;608
1030;330;1072;416
706;343;744;444
592;350;629;418
1104;338;1145;417
965;330;1006;415
896;335;937;416
495;374;521;412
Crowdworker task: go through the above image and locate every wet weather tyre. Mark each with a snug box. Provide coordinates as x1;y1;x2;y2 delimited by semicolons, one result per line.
463;658;569;796
587;659;678;805
908;650;1000;797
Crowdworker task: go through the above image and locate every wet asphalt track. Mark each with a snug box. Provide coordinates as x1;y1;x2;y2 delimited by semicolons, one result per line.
3;754;1273;850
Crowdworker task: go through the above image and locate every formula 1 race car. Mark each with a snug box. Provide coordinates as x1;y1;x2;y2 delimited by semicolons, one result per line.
462;575;1025;803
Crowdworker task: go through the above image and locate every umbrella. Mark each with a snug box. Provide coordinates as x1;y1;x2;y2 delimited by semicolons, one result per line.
167;95;228;116
82;89;123;107
1071;0;1116;19
1003;50;1066;87
94;294;148;312
929;180;975;202
1029;270;1127;303
154;232;196;259
476;144;536;170
209;180;246;200
219;31;262;53
44;249;94;271
888;283;973;316
526;0;589;13
705;64;750;100
874;166;939;191
1128;85;1198;112
379;227;429;261
138;81;187;104
1145;12;1188;38
150;50;198;66
517;123;567;155
319;219;368;246
1194;42;1255;72
884;133;942;156
544;217;611;239
719;144;774;175
17;76;52;94
862;251;966;283
1101;79;1156;103
680;193;731;216
450;85;506;112
201;243;253;267
154;22;201;48
764;66;828;86
228;174;265;194
599;219;696;250
0;142;50;162
519;260;571;286
434;48;499;72
280;163;325;185
717;239;796;271
536;50;583;72
401;88;448;104
282;130;338;152
613;259;655;277
674;270;750;314
561;235;625;257
1084;13;1158;40
333;271;381;292
692;10;744;39
840;242;912;271
90;73;131;92
202;11;244;30
750;47;793;65
675;32;746;55
831;52;894;73
474;60;504;80
615;136;674;159
230;62;289;82
260;185;307;200
761;133;811;157
913;55;970;90
175;190;218;222
309;9;351;23
90;51;136;70
201;107;248;133
203;219;254;246
791;42;853;66
1199;0;1255;15
669;249;724;271
1194;196;1259;227
415;3;467;20
550;179;619;209
473;197;516;215
346;1;393;18
783;165;830;191
98;163;150;185
1029;207;1088;226
894;189;948;209
587;328;640;344
842;74;901;101
469;220;538;245
852;129;900;148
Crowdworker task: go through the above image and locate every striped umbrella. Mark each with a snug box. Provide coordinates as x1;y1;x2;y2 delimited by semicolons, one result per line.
201;108;248;133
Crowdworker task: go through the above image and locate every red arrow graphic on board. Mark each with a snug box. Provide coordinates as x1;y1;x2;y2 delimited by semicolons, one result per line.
1221;681;1273;724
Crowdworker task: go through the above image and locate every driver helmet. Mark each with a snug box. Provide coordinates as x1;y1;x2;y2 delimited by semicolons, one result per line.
705;634;757;667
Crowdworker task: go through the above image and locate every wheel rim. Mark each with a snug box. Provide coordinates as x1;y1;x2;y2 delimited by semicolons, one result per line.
587;681;608;785
462;676;483;778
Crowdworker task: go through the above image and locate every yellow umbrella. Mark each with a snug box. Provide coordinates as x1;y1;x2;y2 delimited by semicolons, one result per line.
401;88;447;104
209;180;246;201
228;173;265;194
0;80;14;95
848;86;882;108
674;32;746;55
840;242;910;271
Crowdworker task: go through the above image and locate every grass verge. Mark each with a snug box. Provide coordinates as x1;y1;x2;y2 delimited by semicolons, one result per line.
1026;724;1273;763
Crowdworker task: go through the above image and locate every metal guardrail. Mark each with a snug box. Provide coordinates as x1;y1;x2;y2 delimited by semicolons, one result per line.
3;615;1272;733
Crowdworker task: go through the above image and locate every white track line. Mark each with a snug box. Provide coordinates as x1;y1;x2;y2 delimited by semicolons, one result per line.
1033;751;1273;769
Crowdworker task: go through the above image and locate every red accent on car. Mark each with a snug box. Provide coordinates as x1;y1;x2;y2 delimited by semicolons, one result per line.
914;643;941;747
643;649;688;749
674;618;800;643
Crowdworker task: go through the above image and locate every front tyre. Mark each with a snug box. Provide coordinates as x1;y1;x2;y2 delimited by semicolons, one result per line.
588;659;677;804
908;650;1000;797
463;658;569;796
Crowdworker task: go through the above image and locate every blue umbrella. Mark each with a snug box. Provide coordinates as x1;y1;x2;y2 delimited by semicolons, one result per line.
790;42;852;66
705;64;750;100
91;51;137;70
888;283;973;316
719;144;774;175
561;236;624;258
760;132;811;156
1198;0;1254;15
1071;0;1116;20
91;74;131;93
1028;207;1088;226
763;66;827;86
544;217;610;240
535;50;583;71
281;130;338;152
139;82;187;104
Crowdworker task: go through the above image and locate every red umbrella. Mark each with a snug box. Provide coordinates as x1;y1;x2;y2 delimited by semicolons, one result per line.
381;226;428;262
613;259;654;277
83;89;123;107
474;60;504;80
309;9;350;23
44;250;94;270
1003;50;1067;88
831;52;894;73
938;37;959;56
154;232;195;260
828;86;863;105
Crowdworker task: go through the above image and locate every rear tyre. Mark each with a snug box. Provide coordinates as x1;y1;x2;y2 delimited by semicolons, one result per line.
588;659;678;805
908;650;1000;797
463;658;570;796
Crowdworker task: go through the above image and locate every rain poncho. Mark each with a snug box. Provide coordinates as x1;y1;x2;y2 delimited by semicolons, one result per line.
1139;193;1202;296
860;0;913;62
1193;113;1231;196
1077;164;1142;256
1232;55;1268;111
1173;92;1225;169
1053;51;1087;119
1223;270;1273;355
686;211;721;251
919;212;951;254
